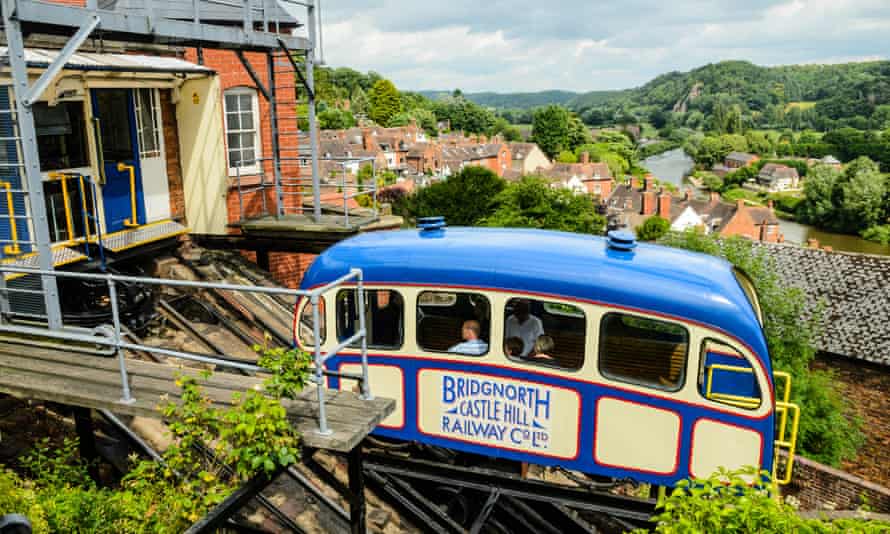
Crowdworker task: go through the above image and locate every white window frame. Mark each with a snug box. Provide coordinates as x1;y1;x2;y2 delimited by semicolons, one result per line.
134;88;163;160
223;87;261;176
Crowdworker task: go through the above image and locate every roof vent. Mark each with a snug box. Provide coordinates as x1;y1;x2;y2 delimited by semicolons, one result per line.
607;230;637;251
418;216;446;231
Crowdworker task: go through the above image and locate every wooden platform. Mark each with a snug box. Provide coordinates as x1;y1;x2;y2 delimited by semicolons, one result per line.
0;341;394;452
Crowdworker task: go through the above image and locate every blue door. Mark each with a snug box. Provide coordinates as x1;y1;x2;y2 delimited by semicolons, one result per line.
91;89;144;233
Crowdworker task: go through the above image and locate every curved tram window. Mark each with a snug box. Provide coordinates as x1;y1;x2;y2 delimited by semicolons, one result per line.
599;313;689;391
417;291;490;356
698;339;762;410
336;289;404;349
503;298;586;370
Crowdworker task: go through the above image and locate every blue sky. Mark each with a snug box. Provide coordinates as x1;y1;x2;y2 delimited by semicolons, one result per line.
306;0;890;93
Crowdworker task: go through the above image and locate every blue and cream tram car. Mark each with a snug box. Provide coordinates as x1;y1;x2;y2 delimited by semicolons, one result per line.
296;223;799;487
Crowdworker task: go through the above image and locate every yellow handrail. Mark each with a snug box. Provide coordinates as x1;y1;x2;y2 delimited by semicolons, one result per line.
772;371;800;486
0;181;21;256
79;175;92;242
47;172;75;241
705;363;761;409
117;162;139;227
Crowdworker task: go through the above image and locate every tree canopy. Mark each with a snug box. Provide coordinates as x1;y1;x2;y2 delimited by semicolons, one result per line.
368;79;402;127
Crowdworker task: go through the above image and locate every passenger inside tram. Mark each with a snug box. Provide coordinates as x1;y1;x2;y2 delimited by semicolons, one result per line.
505;299;545;356
448;320;489;355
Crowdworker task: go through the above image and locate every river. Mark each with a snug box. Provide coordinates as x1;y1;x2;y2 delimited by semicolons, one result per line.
641;148;694;187
641;148;890;256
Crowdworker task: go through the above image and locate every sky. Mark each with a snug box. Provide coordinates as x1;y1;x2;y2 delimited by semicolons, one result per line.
298;0;890;93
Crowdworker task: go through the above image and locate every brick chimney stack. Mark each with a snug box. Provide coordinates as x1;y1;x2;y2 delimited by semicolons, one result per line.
645;175;655;191
361;129;375;150
709;191;720;203
580;151;590;164
642;190;656;216
658;190;672;218
684;189;693;202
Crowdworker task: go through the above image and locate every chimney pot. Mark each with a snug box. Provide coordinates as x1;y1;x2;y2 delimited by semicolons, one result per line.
684;189;693;201
709;191;720;203
767;199;774;210
807;238;819;249
580;151;591;164
736;199;745;210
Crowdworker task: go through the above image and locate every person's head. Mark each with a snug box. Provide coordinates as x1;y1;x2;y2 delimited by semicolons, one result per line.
504;336;523;357
534;335;555;355
461;320;481;341
513;299;531;322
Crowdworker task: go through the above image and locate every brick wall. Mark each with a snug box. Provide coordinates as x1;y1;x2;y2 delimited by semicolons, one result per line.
183;47;310;287
782;452;890;512
160;89;185;219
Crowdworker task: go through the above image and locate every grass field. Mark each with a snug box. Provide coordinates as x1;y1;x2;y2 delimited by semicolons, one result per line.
785;101;817;112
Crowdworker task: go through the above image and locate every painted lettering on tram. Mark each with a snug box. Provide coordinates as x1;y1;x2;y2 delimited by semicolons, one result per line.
417;370;580;459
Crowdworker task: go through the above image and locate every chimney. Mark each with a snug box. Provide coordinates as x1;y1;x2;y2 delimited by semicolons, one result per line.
580;151;590;164
736;199;745;211
684;189;693;202
361;129;374;150
807;238;819;249
642;191;656;216
631;177;641;190
658;191;672;218
709;191;720;203
645;175;655;191
767;199;774;210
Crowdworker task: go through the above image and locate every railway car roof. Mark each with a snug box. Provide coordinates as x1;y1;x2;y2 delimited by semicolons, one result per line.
301;227;770;364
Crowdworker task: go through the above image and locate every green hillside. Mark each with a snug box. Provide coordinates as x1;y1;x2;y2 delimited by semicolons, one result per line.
419;90;581;109
568;60;890;130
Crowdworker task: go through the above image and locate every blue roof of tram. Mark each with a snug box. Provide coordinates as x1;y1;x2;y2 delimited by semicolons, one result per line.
301;227;770;363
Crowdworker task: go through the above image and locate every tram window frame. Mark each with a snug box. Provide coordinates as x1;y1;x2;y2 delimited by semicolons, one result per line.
503;297;586;371
598;312;690;392
416;290;491;357
697;339;762;411
296;297;326;348
336;289;404;350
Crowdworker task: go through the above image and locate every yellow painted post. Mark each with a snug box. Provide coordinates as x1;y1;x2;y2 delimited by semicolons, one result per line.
0;181;20;256
117;163;139;227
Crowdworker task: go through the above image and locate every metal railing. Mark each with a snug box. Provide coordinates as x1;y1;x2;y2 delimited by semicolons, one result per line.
0;264;371;436
234;156;380;226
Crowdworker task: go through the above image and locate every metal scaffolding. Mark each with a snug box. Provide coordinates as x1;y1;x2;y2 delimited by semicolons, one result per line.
0;0;324;329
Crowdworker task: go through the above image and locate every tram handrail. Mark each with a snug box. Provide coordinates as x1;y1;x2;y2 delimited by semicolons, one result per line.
0;265;371;436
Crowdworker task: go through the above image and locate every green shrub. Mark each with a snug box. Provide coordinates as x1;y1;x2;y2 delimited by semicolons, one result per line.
861;225;890;245
635;468;890;533
636;216;671;241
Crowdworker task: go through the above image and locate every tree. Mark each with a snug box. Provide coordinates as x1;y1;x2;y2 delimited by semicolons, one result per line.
798;164;841;227
556;151;577;163
836;156;887;231
368;79;402;127
350;86;369;116
635;216;670;241
696;171;724;192
407;166;506;225
530;105;572;158
481;177;606;235
317;108;355;130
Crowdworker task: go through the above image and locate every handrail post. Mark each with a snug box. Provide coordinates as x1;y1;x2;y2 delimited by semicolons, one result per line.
312;293;331;435
342;163;349;227
108;276;134;404
354;269;371;400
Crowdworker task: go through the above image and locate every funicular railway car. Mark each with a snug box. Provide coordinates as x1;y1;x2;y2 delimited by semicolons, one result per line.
296;220;800;487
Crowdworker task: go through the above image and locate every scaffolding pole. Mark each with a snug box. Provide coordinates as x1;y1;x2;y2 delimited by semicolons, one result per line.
2;0;65;329
306;1;321;223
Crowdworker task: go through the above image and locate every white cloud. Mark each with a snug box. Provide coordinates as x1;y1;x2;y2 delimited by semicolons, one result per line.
309;0;890;92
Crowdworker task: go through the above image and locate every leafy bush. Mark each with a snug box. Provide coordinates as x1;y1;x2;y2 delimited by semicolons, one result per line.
406;166;506;226
0;347;311;532
480;177;606;234
659;230;862;465
861;224;890;245
636;216;671;241
636;468;890;533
